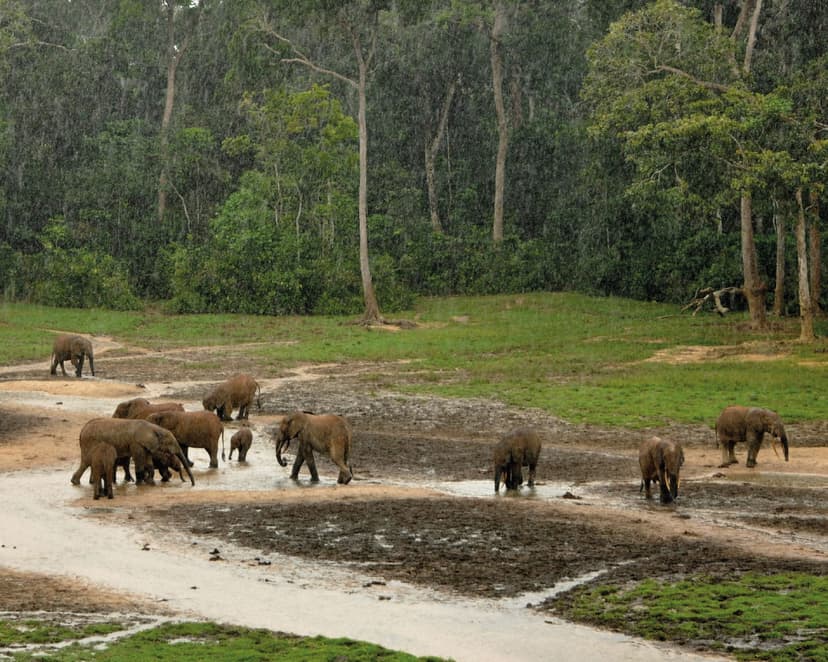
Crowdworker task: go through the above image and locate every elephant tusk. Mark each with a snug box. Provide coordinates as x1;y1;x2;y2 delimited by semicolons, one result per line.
770;437;780;458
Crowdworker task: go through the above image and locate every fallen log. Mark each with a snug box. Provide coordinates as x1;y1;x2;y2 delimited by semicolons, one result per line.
682;286;743;316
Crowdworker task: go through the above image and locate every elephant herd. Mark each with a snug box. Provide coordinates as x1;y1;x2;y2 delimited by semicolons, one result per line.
56;336;790;504
635;404;790;505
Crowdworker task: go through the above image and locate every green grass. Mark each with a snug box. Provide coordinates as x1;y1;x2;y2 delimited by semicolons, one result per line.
4;292;828;427
3;621;444;661
559;572;828;661
0;619;126;646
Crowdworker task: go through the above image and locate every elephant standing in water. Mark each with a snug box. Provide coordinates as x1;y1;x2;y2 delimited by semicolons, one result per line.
202;374;261;421
50;334;94;377
89;442;116;499
639;436;684;504
274;411;352;484
715;405;789;468
147;410;225;468
493;427;542;493
229;427;253;461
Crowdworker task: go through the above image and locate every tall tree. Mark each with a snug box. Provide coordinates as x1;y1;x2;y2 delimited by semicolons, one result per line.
255;1;386;323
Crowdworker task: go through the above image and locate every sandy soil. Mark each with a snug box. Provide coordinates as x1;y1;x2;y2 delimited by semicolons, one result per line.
0;339;826;660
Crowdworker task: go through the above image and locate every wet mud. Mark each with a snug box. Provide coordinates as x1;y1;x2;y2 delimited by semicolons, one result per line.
0;344;827;660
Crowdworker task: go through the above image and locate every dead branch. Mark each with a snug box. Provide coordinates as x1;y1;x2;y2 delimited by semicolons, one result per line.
682;287;743;316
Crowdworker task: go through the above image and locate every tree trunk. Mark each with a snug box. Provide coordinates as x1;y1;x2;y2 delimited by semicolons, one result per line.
158;2;186;226
795;188;815;341
808;190;821;315
356;51;380;323
740;192;767;328
425;77;457;234
773;201;785;317
490;2;507;244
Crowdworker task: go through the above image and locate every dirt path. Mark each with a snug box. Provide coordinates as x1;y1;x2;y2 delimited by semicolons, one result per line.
1;344;826;660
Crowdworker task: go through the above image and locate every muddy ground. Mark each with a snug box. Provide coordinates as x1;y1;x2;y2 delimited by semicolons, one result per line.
0;339;827;659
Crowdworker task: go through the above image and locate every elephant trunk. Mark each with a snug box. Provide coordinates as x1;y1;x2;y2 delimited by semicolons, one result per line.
276;437;289;467
668;473;679;501
179;451;195;485
781;434;789;462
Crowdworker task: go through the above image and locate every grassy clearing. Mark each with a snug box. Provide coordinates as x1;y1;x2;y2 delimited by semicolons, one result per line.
555;572;828;661
3;292;828;426
3;621;444;661
0;293;828;428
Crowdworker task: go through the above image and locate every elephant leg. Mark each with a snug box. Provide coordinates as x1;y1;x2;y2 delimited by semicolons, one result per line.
304;448;320;483
643;478;652;499
58;360;68;376
657;472;672;503
181;445;194;467
289;448;306;480
208;447;219;468
236;405;248;420
746;441;760;468
74;355;84;378
527;462;537;488
719;442;737;467
71;461;89;485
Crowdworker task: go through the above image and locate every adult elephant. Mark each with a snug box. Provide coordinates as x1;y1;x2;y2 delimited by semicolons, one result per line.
113;397;184;419
202;374;261;421
50;334;94;378
715;405;789;468
493;427;542;493
72;418;194;486
147;410;225;468
639;436;684;504
275;411;353;484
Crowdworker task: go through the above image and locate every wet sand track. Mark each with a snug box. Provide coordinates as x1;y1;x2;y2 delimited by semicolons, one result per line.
0;344;826;660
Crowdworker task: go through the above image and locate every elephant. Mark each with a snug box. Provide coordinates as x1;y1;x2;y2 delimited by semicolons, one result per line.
202;374;261;422
72;418;194;487
115;450;186;484
50;334;94;377
229;427;253;461
493;427;542;493
274;411;353;484
715;405;789;468
639;436;684;504
147;410;225;468
113;398;184;419
89;442;116;500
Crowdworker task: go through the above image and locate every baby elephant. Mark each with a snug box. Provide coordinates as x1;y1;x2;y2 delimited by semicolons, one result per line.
639;436;684;504
89;442;116;500
229;427;253;461
493;427;542;493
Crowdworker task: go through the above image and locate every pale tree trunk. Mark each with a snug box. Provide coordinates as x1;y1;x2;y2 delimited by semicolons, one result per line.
741;192;767;328
490;2;508;244
773;201;785;317
808;191;821;315
424;77;457;234
158;1;187;225
355;48;380;323
795;188;815;341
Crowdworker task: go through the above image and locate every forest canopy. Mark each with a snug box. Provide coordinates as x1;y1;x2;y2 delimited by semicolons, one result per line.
0;1;825;326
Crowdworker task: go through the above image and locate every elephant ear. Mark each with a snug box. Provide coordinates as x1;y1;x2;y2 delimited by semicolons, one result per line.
287;413;306;439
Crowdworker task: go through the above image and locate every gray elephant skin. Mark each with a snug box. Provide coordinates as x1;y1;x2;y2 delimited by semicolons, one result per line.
229;427;253;461
202;374;261;421
147;410;225;468
72;418;194;487
275;411;353;484
715;405;789;468
639;436;684;504
50;334;94;377
89;442;117;500
493;427;541;492
113;397;184;419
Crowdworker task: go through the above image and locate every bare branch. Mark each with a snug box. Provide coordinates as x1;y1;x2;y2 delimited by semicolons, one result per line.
651;65;731;93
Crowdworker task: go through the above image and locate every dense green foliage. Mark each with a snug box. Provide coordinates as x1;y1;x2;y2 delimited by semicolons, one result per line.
0;1;825;315
2;620;444;661
5;292;828;427
557;572;828;661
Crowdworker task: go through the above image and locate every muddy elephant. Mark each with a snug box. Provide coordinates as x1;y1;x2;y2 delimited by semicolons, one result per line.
89;442;116;499
715;405;789;468
639;436;684;504
202;374;261;421
115;450;187;484
493;427;542;493
50;334;94;377
229;427;253;461
275;411;353;484
147;410;225;468
113;398;184;419
72;418;194;487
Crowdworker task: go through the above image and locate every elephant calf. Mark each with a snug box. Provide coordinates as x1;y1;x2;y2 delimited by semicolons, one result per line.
493;427;542;493
50;333;94;378
715;405;789;468
229;427;253;461
90;442;116;500
639;436;684;504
